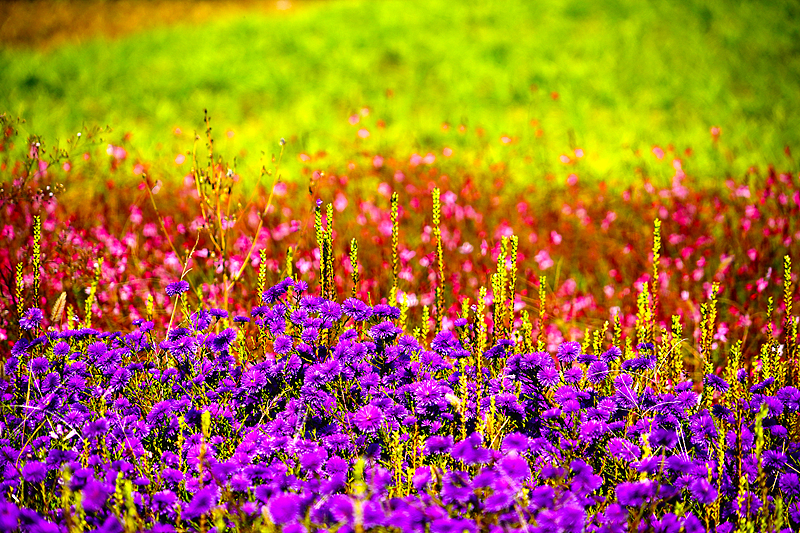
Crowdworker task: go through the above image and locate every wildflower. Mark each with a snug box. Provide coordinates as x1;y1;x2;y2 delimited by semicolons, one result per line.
499;454;531;481
164;280;190;297
301;327;319;344
600;346;622;363
370;321;402;341
342;298;372;321
648;428;678;450
424;435;454;455
262;278;293;304
270;493;301;524
587;361;609;384
607;438;641;461
704;373;729;392
209;328;237;352
441;471;473;504
319;300;342;321
184;486;218;519
563;367;583;384
372;303;401;319
779;472;800;496
570;459;603;494
21;461;47;483
538;367;560;388
557;341;581;364
450;433;490;465
19;308;43;330
273;335;294;355
616;480;656;507
353;404;384;433
501;433;530;455
689;478;718;504
29;357;49;375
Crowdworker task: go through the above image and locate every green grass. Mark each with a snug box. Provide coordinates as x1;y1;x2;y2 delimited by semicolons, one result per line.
2;0;799;188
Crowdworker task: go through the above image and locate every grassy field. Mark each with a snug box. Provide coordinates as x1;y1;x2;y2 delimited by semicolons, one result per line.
2;0;799;189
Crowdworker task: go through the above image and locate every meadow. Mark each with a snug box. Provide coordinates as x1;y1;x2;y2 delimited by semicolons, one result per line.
1;0;800;532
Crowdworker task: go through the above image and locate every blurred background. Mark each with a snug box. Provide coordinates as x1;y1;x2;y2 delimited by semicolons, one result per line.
2;0;799;189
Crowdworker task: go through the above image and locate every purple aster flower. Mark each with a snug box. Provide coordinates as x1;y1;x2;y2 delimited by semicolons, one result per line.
451;433;491;465
342;298;372;321
273;335;294;355
557;341;581;364
184;486;218;519
501;433;530;455
353;404;384;433
233;315;250;323
577;352;598;365
454;318;468;328
600;346;622;363
689;478;718;505
81;479;111;513
319;300;342;321
499;455;531;482
165;280;190;297
241;368;267;393
11;338;32;356
372;303;401;319
415;380;446;408
22;461;47;483
20;307;43;330
648;428;678;449
210;328;237;352
370;320;402;341
424;435;454;455
109;367;131;390
270;493;301;524
301;327;319;344
704;374;729;392
294;280;308;293
616;480;656;507
29;357;49;375
779;472;800;496
538;367;561;388
563;367;583;384
570;459;603;494
607;438;640;461
750;377;775;394
441;471;473;504
53;341;70;358
587;361;609;384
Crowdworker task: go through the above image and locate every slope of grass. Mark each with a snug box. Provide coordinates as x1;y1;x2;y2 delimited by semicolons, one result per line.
2;0;799;188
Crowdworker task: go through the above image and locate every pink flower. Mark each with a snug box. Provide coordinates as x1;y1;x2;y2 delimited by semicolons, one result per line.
357;128;370;138
652;146;664;159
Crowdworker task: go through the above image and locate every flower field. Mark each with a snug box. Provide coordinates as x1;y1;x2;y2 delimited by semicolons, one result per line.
1;104;799;533
2;1;800;531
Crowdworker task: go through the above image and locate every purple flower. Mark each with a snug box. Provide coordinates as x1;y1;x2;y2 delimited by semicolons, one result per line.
262;278;293;304
210;328;237;352
372;303;400;319
704;373;729;392
81;480;111;513
20;307;43;330
370;321;402;341
450;433;490;465
29;357;49;375
538;367;560;388
600;346;622;363
441;471;473;504
353;404;384;433
689;478;718;505
241;368;267;393
563;367;583;384
499;455;531;481
779;472;800;496
342;298;372;321
648;428;678;450
319;300;342;321
273;335;294;355
424;435;454;455
22;461;47;483
301;327;319;344
501;433;530;455
184;486;218;519
616;480;656;507
164;280;190;297
557;341;581;364
587;361;609;384
570;459;603;494
270;493;301;524
607;438;640;461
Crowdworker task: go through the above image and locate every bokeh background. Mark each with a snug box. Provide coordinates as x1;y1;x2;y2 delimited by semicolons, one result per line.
2;0;799;189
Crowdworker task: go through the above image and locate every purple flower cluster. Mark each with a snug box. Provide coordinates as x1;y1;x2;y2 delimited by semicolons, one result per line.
1;277;799;532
